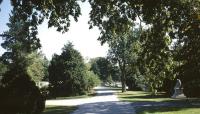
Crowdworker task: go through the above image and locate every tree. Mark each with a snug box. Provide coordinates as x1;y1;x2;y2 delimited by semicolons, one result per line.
85;70;100;92
138;28;174;95
0;59;7;77
90;57;112;82
0;0;85;41
110;65;120;82
0;12;45;114
26;51;48;83
1;0;199;97
171;3;200;97
48;42;89;96
107;29;139;92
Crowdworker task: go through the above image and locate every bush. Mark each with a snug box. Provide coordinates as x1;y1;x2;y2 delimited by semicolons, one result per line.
183;79;200;98
0;71;45;114
85;71;101;91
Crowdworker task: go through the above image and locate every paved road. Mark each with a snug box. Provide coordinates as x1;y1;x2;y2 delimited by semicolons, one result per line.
46;86;135;114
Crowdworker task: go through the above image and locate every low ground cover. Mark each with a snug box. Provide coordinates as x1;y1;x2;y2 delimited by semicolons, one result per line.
48;92;96;100
137;106;200;114
118;91;200;114
42;105;77;114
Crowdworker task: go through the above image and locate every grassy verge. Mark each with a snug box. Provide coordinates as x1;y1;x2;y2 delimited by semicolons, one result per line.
117;91;200;114
48;92;96;100
117;91;175;102
42;105;77;114
137;106;200;114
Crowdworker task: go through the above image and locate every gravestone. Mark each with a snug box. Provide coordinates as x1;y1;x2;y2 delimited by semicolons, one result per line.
171;79;186;98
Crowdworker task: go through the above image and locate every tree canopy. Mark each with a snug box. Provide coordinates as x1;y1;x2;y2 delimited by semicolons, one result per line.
0;0;200;97
90;57;112;81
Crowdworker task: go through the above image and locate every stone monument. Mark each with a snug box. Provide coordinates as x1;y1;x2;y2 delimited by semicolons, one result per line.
171;79;186;98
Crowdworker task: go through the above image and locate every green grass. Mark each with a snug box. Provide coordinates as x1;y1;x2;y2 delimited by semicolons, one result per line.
42;105;77;114
117;91;176;102
138;106;200;114
48;93;96;100
117;91;200;114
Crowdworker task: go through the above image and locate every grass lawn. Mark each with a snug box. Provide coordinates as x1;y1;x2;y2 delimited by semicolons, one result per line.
48;92;96;100
42;105;77;114
117;91;200;114
137;106;200;114
117;91;175;102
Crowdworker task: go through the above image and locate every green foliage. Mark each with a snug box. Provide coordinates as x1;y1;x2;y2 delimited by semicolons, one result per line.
107;28;141;92
90;57;112;82
0;59;7;76
110;65;120;82
0;69;45;114
48;42;90;96
89;0;199;96
2;0;85;35
138;29;174;95
26;51;48;82
1;0;199;97
169;0;200;97
0;11;45;113
85;71;101;91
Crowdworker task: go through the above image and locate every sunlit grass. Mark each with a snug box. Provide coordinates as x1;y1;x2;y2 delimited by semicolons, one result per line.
117;91;175;102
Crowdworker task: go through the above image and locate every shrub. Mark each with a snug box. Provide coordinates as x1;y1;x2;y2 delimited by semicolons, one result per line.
85;71;101;91
183;79;200;98
0;71;45;114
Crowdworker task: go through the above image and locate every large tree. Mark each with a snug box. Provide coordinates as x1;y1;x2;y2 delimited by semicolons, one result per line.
48;42;88;96
0;11;45;114
138;28;174;95
107;29;138;92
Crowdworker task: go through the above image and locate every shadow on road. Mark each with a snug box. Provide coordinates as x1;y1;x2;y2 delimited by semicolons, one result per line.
72;101;133;114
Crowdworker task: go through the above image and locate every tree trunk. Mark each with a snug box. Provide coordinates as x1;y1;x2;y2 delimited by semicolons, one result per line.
121;72;126;92
120;63;126;93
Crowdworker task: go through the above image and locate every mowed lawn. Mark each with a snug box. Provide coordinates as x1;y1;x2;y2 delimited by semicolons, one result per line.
42;105;77;114
118;91;200;114
138;106;200;114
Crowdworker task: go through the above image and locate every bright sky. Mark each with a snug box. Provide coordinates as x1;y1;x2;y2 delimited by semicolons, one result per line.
0;1;108;60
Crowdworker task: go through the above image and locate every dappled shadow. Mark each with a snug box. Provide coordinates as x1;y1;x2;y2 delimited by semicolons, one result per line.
46;93;96;100
130;97;200;114
136;105;200;114
72;101;134;114
131;100;192;107
121;94;168;99
94;87;121;91
119;91;200;114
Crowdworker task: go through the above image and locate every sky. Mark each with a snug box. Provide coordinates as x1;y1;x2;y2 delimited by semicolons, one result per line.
0;1;108;60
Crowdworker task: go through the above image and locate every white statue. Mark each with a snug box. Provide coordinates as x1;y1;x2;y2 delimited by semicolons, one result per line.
171;79;185;98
